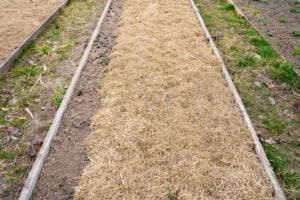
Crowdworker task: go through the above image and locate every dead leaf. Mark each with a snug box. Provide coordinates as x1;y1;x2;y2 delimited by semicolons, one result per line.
265;137;277;144
25;107;34;119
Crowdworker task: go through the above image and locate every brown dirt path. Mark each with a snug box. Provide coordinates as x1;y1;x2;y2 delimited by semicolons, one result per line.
74;0;275;199
0;0;63;63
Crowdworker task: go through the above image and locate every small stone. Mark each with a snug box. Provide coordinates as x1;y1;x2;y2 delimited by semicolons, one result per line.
258;115;266;120
254;53;261;60
77;90;83;96
8;127;21;137
265;137;277;144
254;81;262;87
268;97;276;105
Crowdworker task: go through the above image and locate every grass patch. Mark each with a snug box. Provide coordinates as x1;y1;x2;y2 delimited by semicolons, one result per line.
293;30;300;36
279;17;288;23
253;9;259;16
237;54;260;68
270;61;300;89
263;143;300;191
294;46;300;56
220;3;235;10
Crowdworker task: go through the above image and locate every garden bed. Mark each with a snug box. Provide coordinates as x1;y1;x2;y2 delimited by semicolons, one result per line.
233;0;300;71
0;0;64;63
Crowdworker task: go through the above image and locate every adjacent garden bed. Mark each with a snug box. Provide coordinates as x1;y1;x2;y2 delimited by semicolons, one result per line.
233;0;300;71
0;0;64;63
194;0;300;198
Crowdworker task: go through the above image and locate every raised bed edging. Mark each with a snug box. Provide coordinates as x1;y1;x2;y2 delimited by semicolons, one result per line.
189;0;286;199
0;0;69;77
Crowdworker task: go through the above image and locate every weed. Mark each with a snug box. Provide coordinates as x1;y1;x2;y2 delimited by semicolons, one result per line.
220;3;235;11
167;186;173;199
0;148;18;160
6;175;18;184
237;54;260;68
266;31;273;37
278;43;285;47
263;115;286;135
269;61;300;89
10;66;42;78
292;30;300;36
256;46;277;58
40;43;52;55
259;0;266;2
106;57;111;65
250;36;269;47
263;143;300;190
9;119;26;128
294;46;300;56
10;163;28;174
50;85;66;107
294;0;300;3
244;3;250;8
253;9;259;16
279;17;287;23
262;20;268;26
0;113;6;124
290;7;299;12
120;106;127;112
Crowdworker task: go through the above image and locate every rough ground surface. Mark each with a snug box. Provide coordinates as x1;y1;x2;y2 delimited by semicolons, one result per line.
0;0;64;63
75;0;274;199
234;0;300;68
31;0;122;199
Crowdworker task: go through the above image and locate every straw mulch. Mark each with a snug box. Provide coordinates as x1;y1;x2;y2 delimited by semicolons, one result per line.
74;0;274;198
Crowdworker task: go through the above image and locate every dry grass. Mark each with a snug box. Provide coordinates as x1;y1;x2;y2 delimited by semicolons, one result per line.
74;0;274;198
0;0;63;62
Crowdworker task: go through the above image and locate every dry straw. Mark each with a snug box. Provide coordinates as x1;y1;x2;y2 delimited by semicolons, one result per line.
75;0;274;198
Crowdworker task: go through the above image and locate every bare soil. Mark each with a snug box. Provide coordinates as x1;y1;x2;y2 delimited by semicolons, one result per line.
0;0;64;63
31;0;122;199
234;0;300;69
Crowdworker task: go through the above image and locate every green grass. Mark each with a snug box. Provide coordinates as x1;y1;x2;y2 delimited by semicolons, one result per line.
279;17;288;23
220;3;235;10
294;0;300;3
293;30;300;36
50;85;66;107
0;148;19;160
270;61;300;89
290;7;299;12
294;46;300;56
262;19;268;26
253;9;259;16
263;143;300;191
278;43;286;47
244;3;250;8
237;54;260;68
10;66;42;78
262;115;287;135
266;31;273;37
